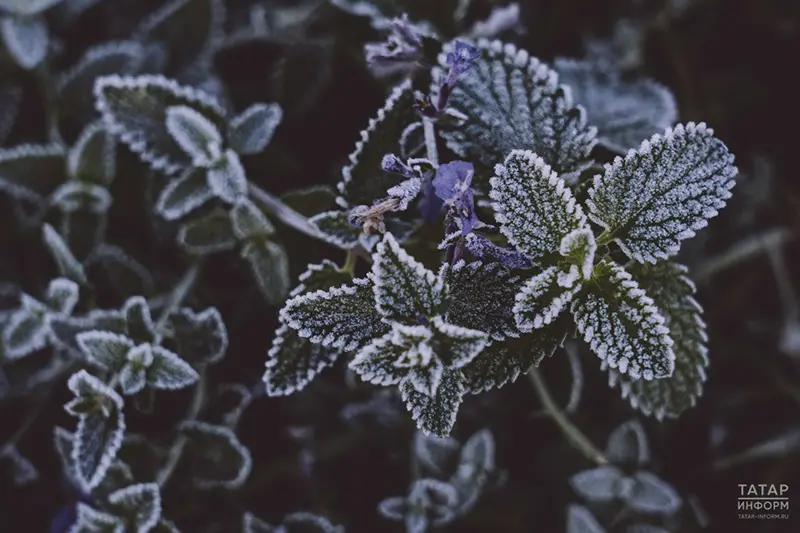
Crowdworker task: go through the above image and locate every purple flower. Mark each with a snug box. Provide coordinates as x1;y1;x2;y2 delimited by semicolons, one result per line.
364;15;423;78
465;233;533;269
446;41;482;78
418;178;444;222
381;153;415;178
432;161;473;202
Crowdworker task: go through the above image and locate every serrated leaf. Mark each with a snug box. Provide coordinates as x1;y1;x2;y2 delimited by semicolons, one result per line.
609;262;708;419
134;0;225;73
156;166;214;220
165;105;223;167
449;428;497;516
0;14;48;70
490;150;588;263
231;199;274;240
308;210;362;249
45;278;79;314
0;144;66;203
263;323;340;396
587;122;738;263
570;465;626;502
554;59;678;154
68;120;117;185
400;367;464;437
42;223;88;285
242;239;290;305
349;327;418;387
95;74;228;174
336;79;416;207
107;482;162;533
50;309;128;359
167;306;228;365
429;316;489;368
572;261;675;380
76;331;135;371
514;265;581;332
229;102;282;155
442;260;524;341
207;149;247;204
93;460;135;501
622;472;682;515
66;370;126;492
372;232;444;324
436;39;596;183
69;502;124;533
180;420;252;489
566;505;607;533
54;426;79;483
605;419;650;466
147;345;199;390
2;306;49;360
177;209;237;255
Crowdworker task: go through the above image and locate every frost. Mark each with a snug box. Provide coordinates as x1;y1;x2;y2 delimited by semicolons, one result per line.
587;122;738;263
448;428;499;516
177;209;237;255
243;511;344;533
180;420;252;489
0;143;65;203
231;199;275;240
429;316;489;368
571;261;675;380
371;232;444;324
1;14;48;70
147;345;199;391
76;330;135;371
605;419;650;467
264;323;340;397
609;262;709;419
400;367;464;437
554;59;678;154
624;472;682;515
65;370;126;492
168;306;228;365
45;278;79;314
42;223;88;285
50;181;113;215
570;465;626;502
309;210;363;249
165;105;223;167
68;121;116;186
229;103;283;155
122;295;156;343
155;167;215;220
349;329;413;387
413;430;460;475
94;74;228;174
241;239;291;305
490;150;588;263
69;502;124;533
378;478;460;532
2;304;49;361
435;39;597;185
207;149;248;204
514;266;581;332
560;228;597;281
566;505;606;533
107;482;162;533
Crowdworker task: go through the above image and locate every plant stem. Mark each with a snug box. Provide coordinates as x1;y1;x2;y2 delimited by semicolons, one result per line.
341;249;358;275
35;63;63;145
423;117;439;165
153;260;203;343
248;183;328;241
527;368;608;465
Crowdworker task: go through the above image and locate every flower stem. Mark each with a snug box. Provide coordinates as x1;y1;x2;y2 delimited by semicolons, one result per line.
153;260;203;343
423;117;439;165
528;368;608;465
248;183;327;241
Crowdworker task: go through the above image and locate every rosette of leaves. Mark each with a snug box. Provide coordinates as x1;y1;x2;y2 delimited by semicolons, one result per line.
0;0;63;70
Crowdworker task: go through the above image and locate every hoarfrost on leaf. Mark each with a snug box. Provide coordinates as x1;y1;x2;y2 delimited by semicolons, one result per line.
623;472;682;515
122;295;156;343
207;149;248;204
76;330;135;371
570;465;626;502
42;224;88;285
571;260;675;380
400;367;464;437
514;265;581;332
309;210;363;249
413;430;460;475
69;502;124;533
165;105;223;167
68;120;117;186
231;199;275;240
263;324;340;396
0;143;65;203
241;239;291;305
378;478;460;532
605;419;651;466
147;345;199;390
587;122;738;263
155;167;215;221
566;505;607;533
0;15;48;70
229;103;283;155
177;209;238;255
180;420;252;489
107;482;162;533
167;306;228;365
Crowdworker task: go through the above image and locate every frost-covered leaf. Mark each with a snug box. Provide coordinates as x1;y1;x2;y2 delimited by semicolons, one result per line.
2;304;49;360
460;321;567;393
561;228;597;282
554;59;677;154
429;316;489;369
442;260;524;341
229;102;282;155
514;265;581;332
67;121;117;185
231;199;274;240
44;278;78;315
0;144;66;203
622;472;682;515
69;502;124;533
449;428;499;517
207;149;247;204
133;0;225;73
50;181;112;214
76;331;134;371
281;185;337;217
42;224;88;285
349;326;418;387
204;383;252;428
156;167;214;220
167;306;228;365
180;420;252;489
566;505;606;533
587;122;737;263
95;74;228;174
490;150;588;263
263;323;340;397
107;482;162;533
50;309;127;359
66;370;126;492
177;209;237;255
605;419;650;466
379;477;459;531
147;345;199;390
0;445;38;485
0;15;48;70
571;260;675;380
570;465;626;502
123;296;156;343
336;79;417;207
242;239;290;305
414;430;460;476
0;0;63;16
436;39;596;183
309;210;362;249
372;232;443;324
400;367;464;437
610;262;709;419
283;512;345;533
165;105;223;167
93;459;135;501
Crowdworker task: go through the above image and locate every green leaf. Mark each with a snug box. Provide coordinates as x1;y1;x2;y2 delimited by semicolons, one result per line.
2;298;49;360
436;39;597;183
42;223;88;285
309;210;362;249
281;277;389;352
280;185;337;217
95;74;228;174
429;316;489;369
490;150;588;264
180;420;252;489
70;502;124;533
336;79;416;207
107;482;162;533
372;232;444;324
230;198;275;240
229;102;283;155
45;278;80;315
586;122;738;263
147;345;199;390
241;239;290;305
0;14;48;70
177;209;237;255
76;330;135;371
66;370;126;492
349;328;415;387
571;261;675;380
0;144;66;203
155;167;214;220
50;309;128;359
207;149;247;204
167;306;228;365
400;367;464;437
165;105;223;167
609;262;709;420
122;295;156;343
443;260;525;341
514;265;581;332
